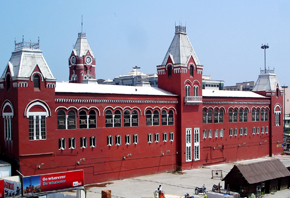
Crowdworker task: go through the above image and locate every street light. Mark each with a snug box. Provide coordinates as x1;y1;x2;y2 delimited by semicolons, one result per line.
261;44;269;73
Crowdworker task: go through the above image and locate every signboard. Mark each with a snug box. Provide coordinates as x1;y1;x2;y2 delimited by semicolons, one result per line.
22;170;83;197
4;179;21;197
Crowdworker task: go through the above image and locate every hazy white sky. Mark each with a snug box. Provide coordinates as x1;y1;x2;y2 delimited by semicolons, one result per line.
0;0;289;86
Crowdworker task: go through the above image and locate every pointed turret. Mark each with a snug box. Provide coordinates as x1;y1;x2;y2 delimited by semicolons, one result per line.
252;68;282;92
69;33;96;83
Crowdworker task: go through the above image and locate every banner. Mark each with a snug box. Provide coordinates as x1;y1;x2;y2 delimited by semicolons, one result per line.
4;179;21;197
22;170;83;196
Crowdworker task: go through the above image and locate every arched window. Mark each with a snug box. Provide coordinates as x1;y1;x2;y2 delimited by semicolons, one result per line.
168;65;172;78
190;66;194;77
162;110;167;125
2;102;14;141
114;110;121;127
233;109;238;122
146;110;152;126
229;109;233;122
6;75;10;91
89;110;96;128
124;110;130;127
261;109;265;121
79;111;87;129
153;110;159;126
67;110;76;129
34;75;40;89
276;88;279;97
185;85;190;96
194;86;198;96
244;109;248;122
239;109;243;122
265;109;269;121
219;109;224;123
168;110;174;125
252;109;256;121
132;110;138;127
105;110;113;127
208;109;212;123
256;109;260;121
57;110;66;129
214;109;219;123
203;109;207;123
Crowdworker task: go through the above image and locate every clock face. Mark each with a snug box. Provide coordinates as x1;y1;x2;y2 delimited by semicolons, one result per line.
70;56;76;64
85;56;92;64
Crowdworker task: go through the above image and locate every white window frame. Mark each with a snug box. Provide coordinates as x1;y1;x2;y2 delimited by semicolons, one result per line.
252;127;256;135
90;136;96;148
234;128;238;136
3;115;12;141
208;130;212;138
203;130;207;139
266;126;269;134
163;133;168;142
186;128;192;162
80;137;87;148
115;135;121;146
133;134;138;144
215;129;218;138
69;137;76;149
261;126;264;134
107;135;113;146
257;127;260;134
194;128;200;161
244;128;248;136
240;128;243;136
28;113;47;140
155;133;160;143
59;138;66;150
169;132;174;142
220;129;224;138
148;133;153;143
125;134;131;145
229;128;233;137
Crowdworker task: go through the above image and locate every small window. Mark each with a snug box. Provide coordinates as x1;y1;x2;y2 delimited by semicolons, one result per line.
208;109;213;123
132;110;139;127
114;110;121;127
68;110;76;129
229;128;233;137
203;130;207;139
168;110;174;125
215;129;218;138
80;137;87;148
125;135;131;145
34;75;40;89
57;110;66;129
146;110;152;126
257;127;260;134
169;132;174;141
124;110;131;127
220;129;224;137
133;134;138;144
168;65;172;78
155;133;160;142
190;65;194;76
234;128;238;136
153;110;159;126
244;128;248;136
115;135;121;146
163;133;168;142
266;126;268;133
148;133;153;143
162;110;167;125
89;110;96;128
240;128;243;136
59;138;66;150
208;130;212;138
90;136;96;147
79;111;87;129
107;135;113;146
69;138;76;149
252;127;256;135
105;110;113;127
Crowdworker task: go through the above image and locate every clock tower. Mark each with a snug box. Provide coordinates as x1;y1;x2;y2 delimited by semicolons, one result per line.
69;32;96;83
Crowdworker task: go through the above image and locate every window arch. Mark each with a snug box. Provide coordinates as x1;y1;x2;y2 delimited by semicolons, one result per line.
146;110;152;126
162;110;167;125
105;110;113;127
124;110;131;127
2;102;14;141
132;110;139;127
153;110;159;126
34;75;40;89
194;86;198;96
114;110;121;127
168;110;174;125
67;110;76;129
168;65;172;78
89;110;96;128
185;85;190;96
190;65;194;77
57;110;66;129
79;110;87;129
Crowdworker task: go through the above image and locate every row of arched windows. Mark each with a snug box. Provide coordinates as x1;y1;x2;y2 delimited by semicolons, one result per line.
57;108;175;129
203;107;269;124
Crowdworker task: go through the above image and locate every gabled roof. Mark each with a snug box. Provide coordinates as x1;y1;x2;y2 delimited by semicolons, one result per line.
161;26;200;66
55;82;177;96
223;159;290;184
1;48;55;80
73;33;94;57
252;69;282;92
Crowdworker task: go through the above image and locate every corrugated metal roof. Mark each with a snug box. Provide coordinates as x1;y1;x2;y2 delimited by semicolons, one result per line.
55;82;177;96
223;159;290;184
203;89;266;98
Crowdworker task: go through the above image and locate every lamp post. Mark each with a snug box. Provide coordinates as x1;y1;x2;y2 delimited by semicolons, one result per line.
282;86;288;133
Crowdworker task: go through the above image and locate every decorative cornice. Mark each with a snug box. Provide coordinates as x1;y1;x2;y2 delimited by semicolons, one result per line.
55;98;178;104
203;101;270;105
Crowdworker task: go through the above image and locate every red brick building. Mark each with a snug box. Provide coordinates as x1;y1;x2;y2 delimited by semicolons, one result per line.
0;26;284;184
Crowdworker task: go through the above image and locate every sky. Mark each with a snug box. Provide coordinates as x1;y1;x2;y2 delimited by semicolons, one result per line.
0;0;289;86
